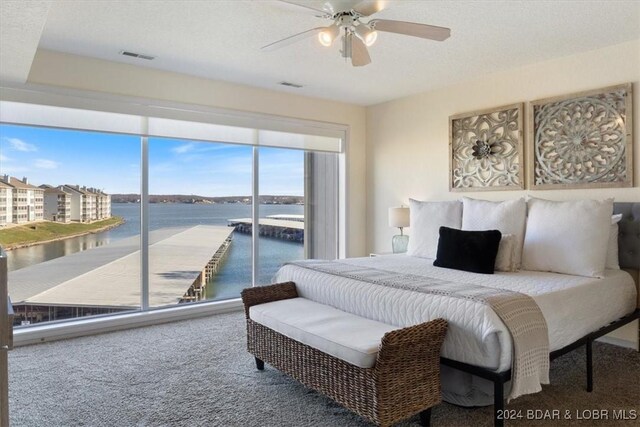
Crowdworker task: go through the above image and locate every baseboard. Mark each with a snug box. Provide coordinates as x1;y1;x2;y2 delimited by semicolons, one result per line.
596;335;639;351
13;298;244;347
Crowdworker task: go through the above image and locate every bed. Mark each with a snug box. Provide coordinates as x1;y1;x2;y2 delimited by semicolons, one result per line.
272;201;640;426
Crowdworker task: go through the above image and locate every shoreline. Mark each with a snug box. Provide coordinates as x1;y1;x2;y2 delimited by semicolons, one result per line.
3;218;125;251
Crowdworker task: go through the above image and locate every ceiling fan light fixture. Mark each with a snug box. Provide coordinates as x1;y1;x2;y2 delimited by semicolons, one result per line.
318;23;340;47
354;24;377;46
264;1;451;67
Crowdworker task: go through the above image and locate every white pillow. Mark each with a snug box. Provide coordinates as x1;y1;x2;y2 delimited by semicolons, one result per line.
522;198;613;278
407;199;462;259
495;234;517;272
461;197;527;268
606;214;623;270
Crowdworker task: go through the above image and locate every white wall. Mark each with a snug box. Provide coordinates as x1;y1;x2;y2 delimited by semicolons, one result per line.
27;50;368;257
366;39;640;254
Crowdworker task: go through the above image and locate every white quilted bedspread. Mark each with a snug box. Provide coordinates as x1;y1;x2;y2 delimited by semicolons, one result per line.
273;254;637;373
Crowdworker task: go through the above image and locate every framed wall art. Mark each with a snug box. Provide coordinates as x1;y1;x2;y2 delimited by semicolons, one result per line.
528;83;633;190
449;103;524;192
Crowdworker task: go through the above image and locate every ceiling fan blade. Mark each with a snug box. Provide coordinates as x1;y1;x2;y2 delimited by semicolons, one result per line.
322;1;363;14
261;27;325;51
352;0;387;16
370;19;451;41
276;0;331;17
351;35;371;67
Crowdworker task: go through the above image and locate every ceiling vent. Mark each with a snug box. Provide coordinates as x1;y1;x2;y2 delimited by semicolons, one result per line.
119;50;155;61
279;81;303;88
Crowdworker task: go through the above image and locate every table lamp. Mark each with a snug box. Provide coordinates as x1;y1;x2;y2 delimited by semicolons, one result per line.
388;206;410;253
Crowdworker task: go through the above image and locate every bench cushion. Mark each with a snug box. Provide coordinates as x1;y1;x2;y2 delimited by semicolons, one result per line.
249;297;399;368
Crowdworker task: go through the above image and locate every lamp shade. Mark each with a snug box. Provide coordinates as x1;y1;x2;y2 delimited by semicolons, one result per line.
318;24;340;47
354;24;378;46
388;206;410;228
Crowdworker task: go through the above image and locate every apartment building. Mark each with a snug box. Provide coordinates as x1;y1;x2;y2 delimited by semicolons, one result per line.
0;181;13;227
79;186;97;222
89;188;112;220
102;192;112;219
61;185;85;222
0;178;110;225
0;175;44;224
41;185;72;223
59;185;110;222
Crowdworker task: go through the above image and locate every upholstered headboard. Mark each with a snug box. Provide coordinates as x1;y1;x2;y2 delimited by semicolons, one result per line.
613;202;640;308
614;202;640;270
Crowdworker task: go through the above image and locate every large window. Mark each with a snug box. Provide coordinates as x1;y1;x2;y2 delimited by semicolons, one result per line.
0;96;343;327
0;124;141;324
258;147;305;284
148;138;253;307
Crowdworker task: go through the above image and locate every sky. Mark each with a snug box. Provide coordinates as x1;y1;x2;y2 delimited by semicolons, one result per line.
0;124;304;196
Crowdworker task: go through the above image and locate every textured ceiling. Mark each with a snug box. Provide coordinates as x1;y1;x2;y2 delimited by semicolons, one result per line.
24;1;640;105
0;0;51;83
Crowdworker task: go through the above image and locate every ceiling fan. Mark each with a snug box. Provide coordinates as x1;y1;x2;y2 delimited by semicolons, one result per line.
262;0;451;67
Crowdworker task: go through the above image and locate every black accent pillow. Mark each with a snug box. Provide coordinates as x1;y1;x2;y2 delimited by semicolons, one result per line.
433;227;502;274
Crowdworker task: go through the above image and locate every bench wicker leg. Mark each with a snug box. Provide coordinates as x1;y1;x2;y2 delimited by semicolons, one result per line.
419;408;432;426
255;357;264;371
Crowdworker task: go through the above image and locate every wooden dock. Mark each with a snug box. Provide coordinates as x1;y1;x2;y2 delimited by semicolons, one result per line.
228;217;304;242
180;234;232;303
9;225;233;314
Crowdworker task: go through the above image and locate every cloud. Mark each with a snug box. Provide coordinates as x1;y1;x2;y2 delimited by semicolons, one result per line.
0;165;29;174
34;159;59;169
4;137;37;152
172;143;195;154
171;142;235;155
0;154;10;162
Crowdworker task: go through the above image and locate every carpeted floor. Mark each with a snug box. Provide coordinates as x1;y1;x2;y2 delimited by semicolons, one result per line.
8;311;640;426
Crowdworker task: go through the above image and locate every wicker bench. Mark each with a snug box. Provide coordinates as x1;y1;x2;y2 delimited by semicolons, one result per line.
241;282;448;427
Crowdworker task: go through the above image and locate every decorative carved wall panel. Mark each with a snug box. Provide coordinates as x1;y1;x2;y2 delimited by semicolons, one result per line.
449;103;524;192
528;83;633;190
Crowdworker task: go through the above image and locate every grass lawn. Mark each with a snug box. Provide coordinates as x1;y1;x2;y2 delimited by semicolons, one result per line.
0;216;124;248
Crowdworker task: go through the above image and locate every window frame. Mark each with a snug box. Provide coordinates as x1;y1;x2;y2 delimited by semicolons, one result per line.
2;84;348;345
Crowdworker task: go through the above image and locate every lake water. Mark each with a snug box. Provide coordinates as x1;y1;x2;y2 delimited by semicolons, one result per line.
7;203;304;301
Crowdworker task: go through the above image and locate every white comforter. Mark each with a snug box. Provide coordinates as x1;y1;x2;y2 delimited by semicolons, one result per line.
273;254;637;405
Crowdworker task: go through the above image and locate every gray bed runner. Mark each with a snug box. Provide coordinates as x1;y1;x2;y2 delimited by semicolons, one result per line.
287;259;550;401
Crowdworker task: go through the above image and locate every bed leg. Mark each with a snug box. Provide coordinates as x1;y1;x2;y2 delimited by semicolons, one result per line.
494;378;504;427
419;407;431;427
586;340;593;392
255;357;264;371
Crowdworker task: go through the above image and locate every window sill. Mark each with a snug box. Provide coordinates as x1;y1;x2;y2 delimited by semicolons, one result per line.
13;298;243;347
